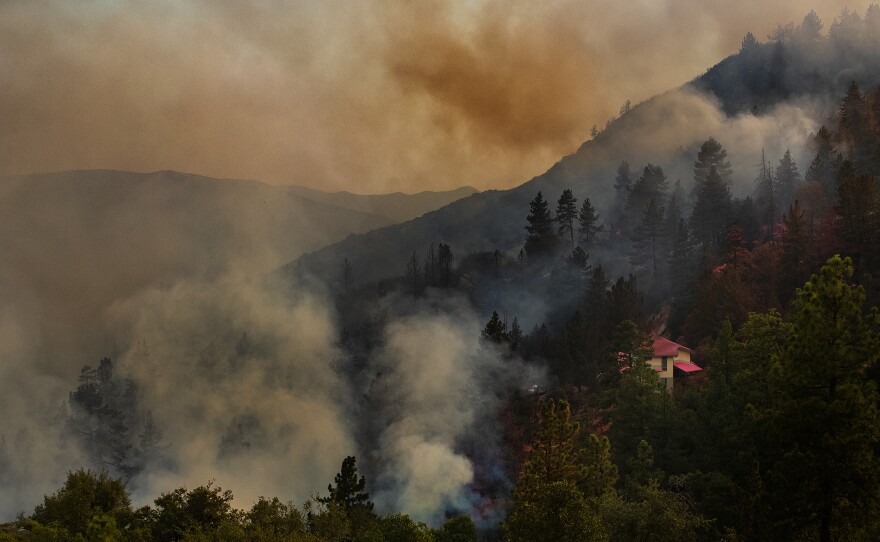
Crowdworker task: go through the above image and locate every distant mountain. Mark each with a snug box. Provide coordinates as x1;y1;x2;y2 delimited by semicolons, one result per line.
286;185;478;223
0;169;396;367
291;32;880;287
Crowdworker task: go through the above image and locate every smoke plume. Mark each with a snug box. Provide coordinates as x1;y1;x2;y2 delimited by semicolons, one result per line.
0;0;872;193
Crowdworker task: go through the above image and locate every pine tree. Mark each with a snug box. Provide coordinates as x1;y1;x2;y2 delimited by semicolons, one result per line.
691;165;733;252
627;164;668;219
509;317;523;351
836;172;880;276
423;243;437;287
437;243;454;287
779;201;809;304
556;189;578;247
630;199;665;280
753;149;777;237
797;10;823;41
404;251;421;297
668;218;697;299
524;191;558;257
481;311;508;343
765;256;880;541
694;137;733;189
775;149;801;212
838;81;873;167
612;161;633;225
320;456;373;513
578;197;603;251
805;126;839;199
740;32;758;52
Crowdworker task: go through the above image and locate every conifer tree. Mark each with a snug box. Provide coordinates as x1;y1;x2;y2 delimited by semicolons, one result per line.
806;126;839;199
754;149;776;236
612;161;632;222
766;256;880;541
524;191;558;257
775;149;801;211
517;400;583;501
626;164;668;220
630;199;665;280
556;189;578;247
691;165;733;252
694;137;732;189
578;197;603;252
509;317;523;351
481;311;508;343
836;172;880;276
320;456;373;513
779;201;809;303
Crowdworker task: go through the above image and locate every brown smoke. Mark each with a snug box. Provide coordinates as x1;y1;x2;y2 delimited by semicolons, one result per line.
0;0;873;192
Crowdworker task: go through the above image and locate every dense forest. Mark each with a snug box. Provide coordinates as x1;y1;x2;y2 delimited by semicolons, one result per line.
6;8;880;542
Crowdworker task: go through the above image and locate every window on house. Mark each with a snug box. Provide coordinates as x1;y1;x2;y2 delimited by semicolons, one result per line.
662;356;668;371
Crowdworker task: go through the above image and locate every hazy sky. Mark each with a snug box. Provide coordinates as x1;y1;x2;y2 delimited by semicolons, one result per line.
0;1;873;193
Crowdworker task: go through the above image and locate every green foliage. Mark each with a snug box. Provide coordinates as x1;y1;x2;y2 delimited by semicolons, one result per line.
243;497;307;540
764;255;880;540
151;482;236;541
305;498;350;542
316;456;375;540
320;457;373;514
505;481;607;542
599;481;709;542
32;469;132;538
366;514;432;542
433;516;477;542
517;400;582;500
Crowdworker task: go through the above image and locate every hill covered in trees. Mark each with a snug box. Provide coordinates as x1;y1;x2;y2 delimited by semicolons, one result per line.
292;8;880;294
6;7;880;542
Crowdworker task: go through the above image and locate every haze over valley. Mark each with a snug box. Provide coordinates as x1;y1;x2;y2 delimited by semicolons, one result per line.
4;3;880;541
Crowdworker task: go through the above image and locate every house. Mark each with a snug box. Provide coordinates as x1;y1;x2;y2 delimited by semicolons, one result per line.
651;337;701;390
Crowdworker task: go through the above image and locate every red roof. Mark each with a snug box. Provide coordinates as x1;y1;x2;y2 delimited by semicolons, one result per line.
673;361;702;373
652;336;693;357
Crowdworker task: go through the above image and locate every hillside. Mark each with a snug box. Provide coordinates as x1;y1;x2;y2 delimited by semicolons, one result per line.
0;169;396;368
285;185;479;223
291;33;880;288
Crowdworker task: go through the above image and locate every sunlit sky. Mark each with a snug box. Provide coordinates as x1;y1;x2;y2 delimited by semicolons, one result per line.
0;1;873;193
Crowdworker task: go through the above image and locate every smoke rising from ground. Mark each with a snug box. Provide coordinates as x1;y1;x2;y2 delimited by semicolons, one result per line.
0;271;542;525
367;303;542;524
0;0;871;193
